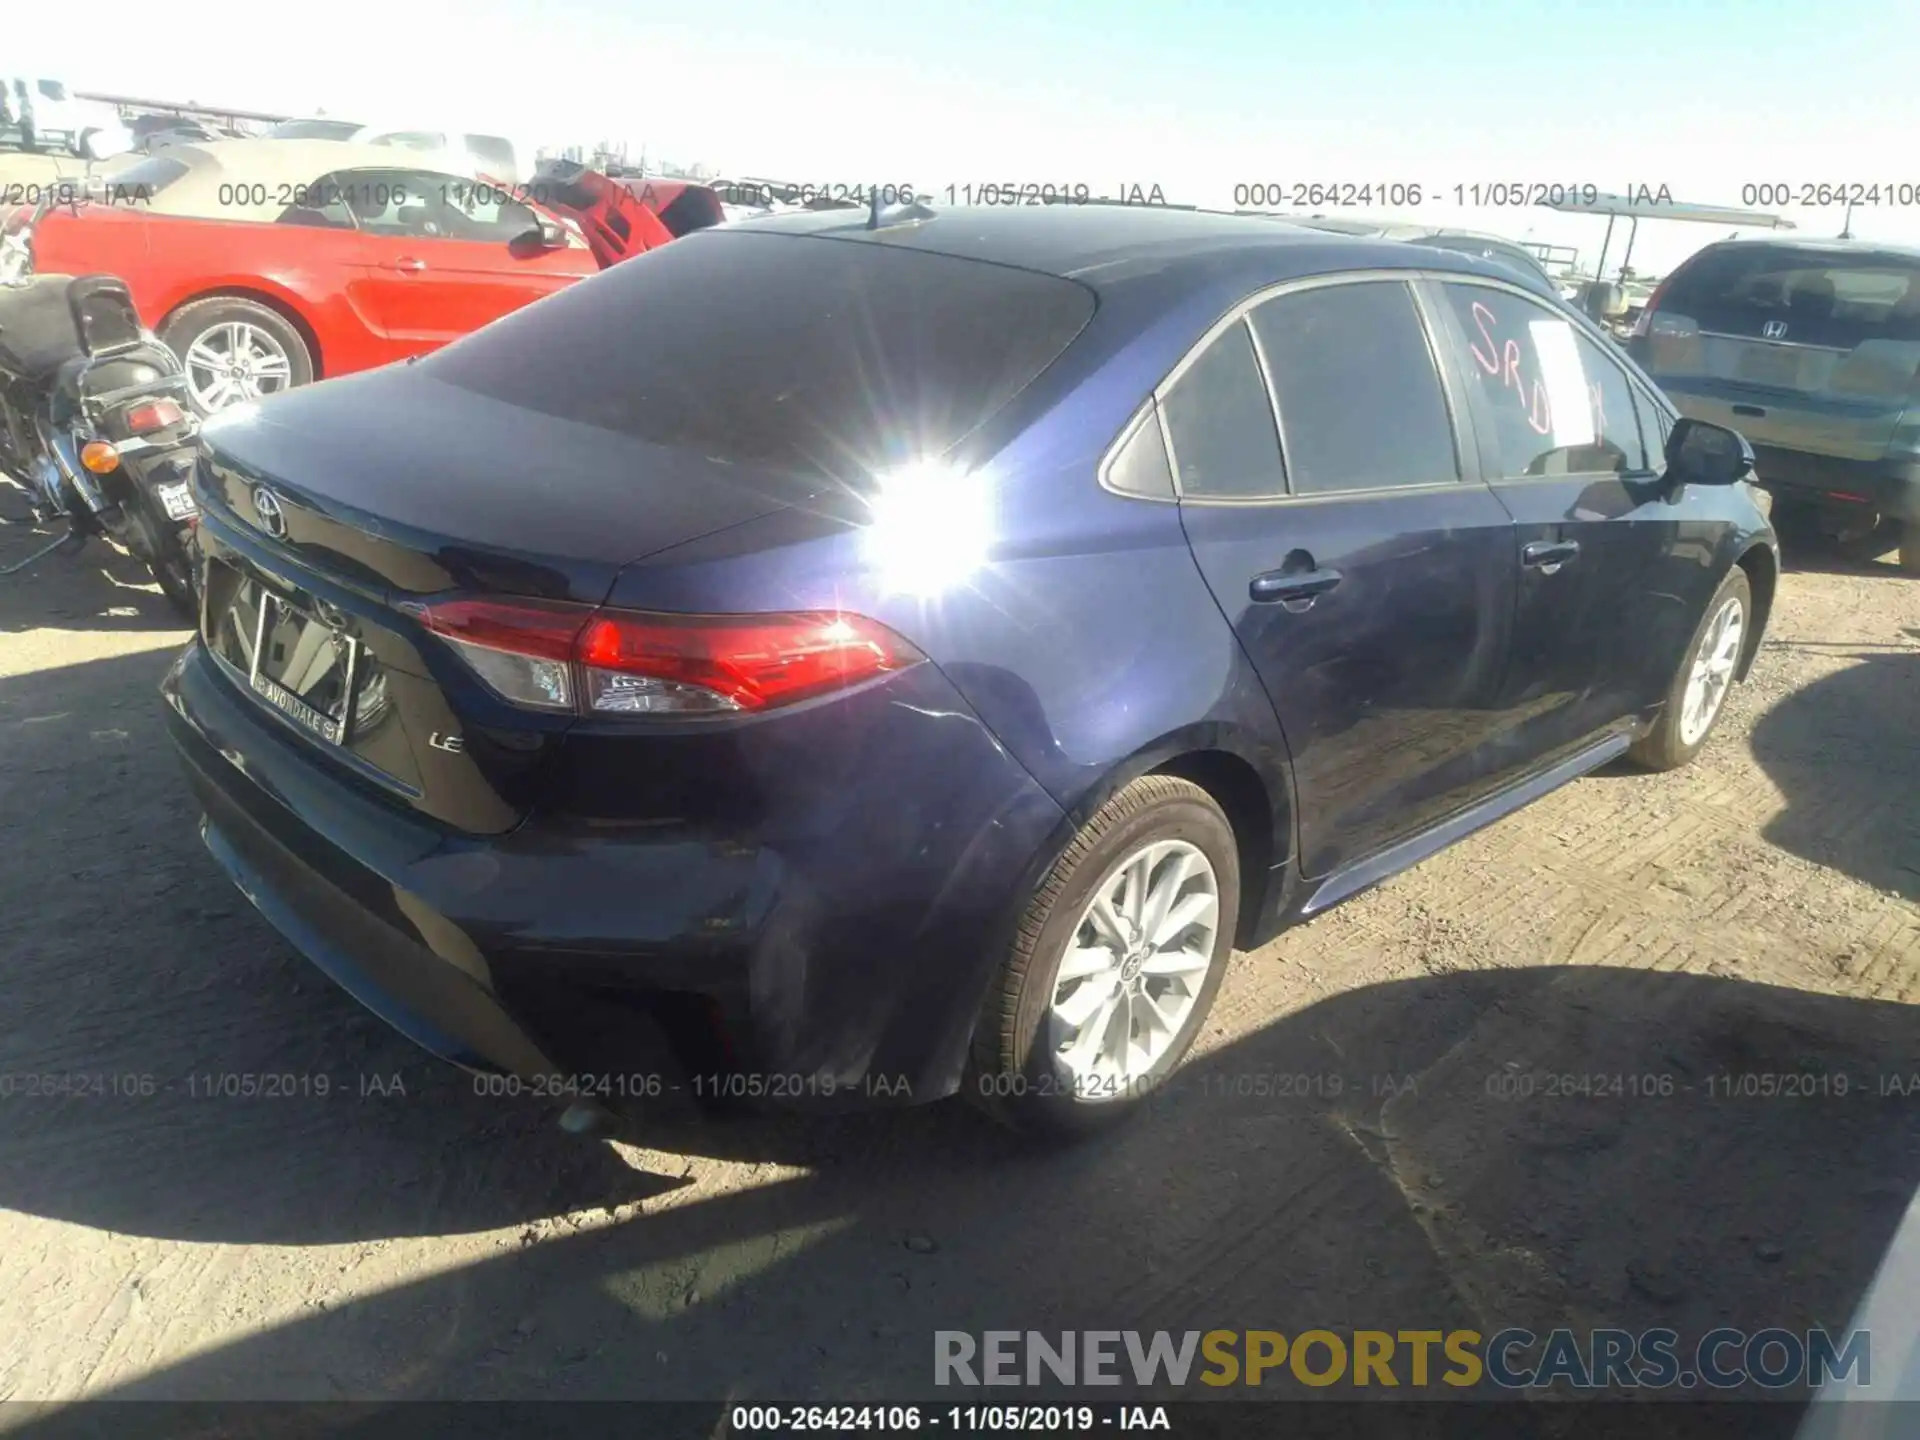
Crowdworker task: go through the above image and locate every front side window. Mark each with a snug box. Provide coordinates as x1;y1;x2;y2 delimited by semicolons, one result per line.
1439;284;1646;478
1160;322;1286;499
1250;280;1459;494
323;169;536;241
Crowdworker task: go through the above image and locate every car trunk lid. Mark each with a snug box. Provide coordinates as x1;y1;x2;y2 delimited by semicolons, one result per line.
194;365;798;834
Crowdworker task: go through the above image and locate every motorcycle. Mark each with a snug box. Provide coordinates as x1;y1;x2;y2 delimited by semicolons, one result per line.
0;192;201;617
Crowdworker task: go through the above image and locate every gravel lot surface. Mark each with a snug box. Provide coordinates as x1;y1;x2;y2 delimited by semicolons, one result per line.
1;502;1917;1427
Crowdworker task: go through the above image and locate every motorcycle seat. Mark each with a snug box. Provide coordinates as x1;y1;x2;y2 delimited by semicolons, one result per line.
0;274;91;381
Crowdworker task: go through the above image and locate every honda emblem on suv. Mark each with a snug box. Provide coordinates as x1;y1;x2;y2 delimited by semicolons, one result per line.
251;485;288;540
1763;320;1789;340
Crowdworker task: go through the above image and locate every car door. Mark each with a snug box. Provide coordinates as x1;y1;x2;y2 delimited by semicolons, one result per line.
1426;277;1729;765
1171;274;1518;881
333;167;594;355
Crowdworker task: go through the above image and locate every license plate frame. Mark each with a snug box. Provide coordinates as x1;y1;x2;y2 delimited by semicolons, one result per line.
154;480;197;521
244;590;359;748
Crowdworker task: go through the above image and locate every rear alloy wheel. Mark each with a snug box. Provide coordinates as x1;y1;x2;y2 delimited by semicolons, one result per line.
161;298;313;416
1628;566;1752;772
967;775;1239;1136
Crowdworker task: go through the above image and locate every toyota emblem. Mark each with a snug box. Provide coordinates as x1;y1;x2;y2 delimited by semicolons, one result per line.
251;485;288;540
1763;320;1788;340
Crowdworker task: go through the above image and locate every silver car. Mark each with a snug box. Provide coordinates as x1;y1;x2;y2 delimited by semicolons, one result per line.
1632;238;1920;571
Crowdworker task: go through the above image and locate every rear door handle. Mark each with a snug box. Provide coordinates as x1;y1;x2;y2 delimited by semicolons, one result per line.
1522;540;1580;574
1250;567;1343;610
388;257;427;273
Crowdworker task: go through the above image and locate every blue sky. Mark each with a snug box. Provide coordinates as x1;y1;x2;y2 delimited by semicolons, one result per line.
15;0;1920;274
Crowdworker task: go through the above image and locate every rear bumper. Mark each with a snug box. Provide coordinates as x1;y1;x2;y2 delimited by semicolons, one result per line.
161;640;1066;1110
1748;444;1920;522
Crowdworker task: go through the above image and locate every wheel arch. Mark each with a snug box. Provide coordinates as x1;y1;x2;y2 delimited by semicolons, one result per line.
1732;540;1777;683
1056;724;1298;950
158;287;325;380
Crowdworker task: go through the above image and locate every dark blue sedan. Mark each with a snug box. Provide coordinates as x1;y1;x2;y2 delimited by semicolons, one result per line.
162;204;1779;1135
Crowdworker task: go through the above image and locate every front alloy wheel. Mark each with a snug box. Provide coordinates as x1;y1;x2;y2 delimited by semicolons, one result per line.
1628;564;1753;772
1677;594;1744;748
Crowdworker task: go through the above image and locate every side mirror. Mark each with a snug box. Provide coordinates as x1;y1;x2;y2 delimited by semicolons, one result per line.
1665;417;1755;486
1581;281;1628;323
512;216;567;251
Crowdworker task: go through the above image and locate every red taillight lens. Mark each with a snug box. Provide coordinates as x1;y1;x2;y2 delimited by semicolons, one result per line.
126;399;186;433
416;599;921;716
577;611;917;713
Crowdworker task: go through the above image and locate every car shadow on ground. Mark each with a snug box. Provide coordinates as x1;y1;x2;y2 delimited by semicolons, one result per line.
5;636;1917;1434
1750;645;1920;903
7;953;1917;1432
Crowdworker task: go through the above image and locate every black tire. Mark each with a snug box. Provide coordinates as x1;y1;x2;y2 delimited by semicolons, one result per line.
159;296;314;417
1627;565;1753;772
120;492;198;620
1900;524;1920;575
965;775;1240;1137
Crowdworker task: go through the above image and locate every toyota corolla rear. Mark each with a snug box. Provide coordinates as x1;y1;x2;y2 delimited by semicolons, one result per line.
161;224;1096;1107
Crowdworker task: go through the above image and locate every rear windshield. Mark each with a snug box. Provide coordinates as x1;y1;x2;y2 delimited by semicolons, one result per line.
267;119;361;141
1661;245;1920;347
422;230;1096;482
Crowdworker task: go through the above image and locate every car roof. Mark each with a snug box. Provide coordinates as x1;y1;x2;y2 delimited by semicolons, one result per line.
726;203;1519;297
1690;235;1920;265
135;139;479;222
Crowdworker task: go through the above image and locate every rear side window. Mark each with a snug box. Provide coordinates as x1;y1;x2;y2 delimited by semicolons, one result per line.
1103;404;1175;499
101;154;189;198
1659;245;1920;347
1250;281;1459;494
423;231;1095;482
1438;284;1647;479
1160;323;1286;499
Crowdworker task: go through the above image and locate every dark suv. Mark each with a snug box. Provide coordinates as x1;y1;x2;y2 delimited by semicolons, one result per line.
1631;238;1920;569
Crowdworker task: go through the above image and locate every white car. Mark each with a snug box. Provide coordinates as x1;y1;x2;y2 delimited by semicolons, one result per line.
1;78;132;159
345;126;528;184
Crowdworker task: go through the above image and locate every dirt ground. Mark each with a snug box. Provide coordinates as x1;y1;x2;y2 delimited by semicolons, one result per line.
1;501;1917;1426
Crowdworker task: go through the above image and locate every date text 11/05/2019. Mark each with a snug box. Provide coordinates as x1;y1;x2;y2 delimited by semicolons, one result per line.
467;1070;916;1102
1230;182;1676;209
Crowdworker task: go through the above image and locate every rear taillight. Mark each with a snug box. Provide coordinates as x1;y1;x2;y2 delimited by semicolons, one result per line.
1629;275;1677;339
416;598;922;717
126;399;185;433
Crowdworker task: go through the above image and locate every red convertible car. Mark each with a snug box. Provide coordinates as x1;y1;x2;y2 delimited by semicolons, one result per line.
18;140;662;414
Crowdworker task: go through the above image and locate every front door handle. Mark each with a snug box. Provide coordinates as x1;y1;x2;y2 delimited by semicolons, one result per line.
1250;567;1343;611
388;257;427;273
1522;540;1580;575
